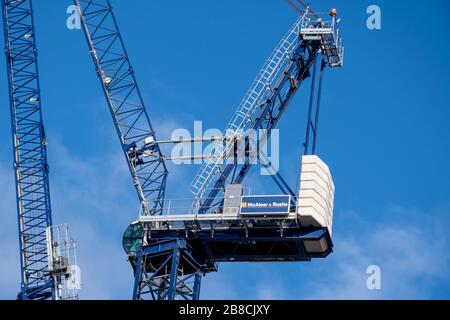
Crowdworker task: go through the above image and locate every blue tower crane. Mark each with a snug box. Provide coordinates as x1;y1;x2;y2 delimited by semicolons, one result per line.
74;0;343;300
130;2;343;300
1;0;53;299
1;0;80;300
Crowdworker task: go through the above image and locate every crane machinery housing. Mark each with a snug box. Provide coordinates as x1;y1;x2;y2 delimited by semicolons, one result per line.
1;0;80;300
73;0;344;300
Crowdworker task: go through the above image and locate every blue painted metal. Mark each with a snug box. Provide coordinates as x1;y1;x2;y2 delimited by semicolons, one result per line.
167;247;180;300
304;51;319;155
74;0;168;216
132;240;206;300
312;60;325;155
1;0;54;300
131;252;144;300
149;227;333;261
192;274;202;299
129;9;340;300
303;55;326;156
73;0;174;300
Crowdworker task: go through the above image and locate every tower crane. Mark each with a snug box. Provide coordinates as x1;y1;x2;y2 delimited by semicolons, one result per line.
74;0;343;300
132;1;343;300
1;0;80;300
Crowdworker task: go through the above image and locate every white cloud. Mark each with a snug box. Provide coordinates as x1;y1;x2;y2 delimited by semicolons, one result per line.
1;120;449;300
200;272;237;300
256;281;286;300
0;138;137;299
303;205;450;300
46;140;138;299
197;205;450;300
0;111;201;299
0;163;21;299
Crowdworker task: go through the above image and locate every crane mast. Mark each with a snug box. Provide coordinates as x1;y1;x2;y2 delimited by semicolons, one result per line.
74;0;168;216
73;0;343;301
1;0;80;300
2;0;54;300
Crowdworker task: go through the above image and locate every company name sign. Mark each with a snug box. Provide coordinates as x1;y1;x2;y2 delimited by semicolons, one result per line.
240;195;291;215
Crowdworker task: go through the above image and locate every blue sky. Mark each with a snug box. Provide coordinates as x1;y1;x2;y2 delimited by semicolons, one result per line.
0;0;449;299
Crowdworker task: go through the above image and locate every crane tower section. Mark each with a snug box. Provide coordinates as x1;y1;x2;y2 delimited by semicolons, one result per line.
74;0;168;216
1;0;80;300
2;0;55;300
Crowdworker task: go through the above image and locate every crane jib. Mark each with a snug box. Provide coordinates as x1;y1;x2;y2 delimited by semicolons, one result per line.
74;0;168;216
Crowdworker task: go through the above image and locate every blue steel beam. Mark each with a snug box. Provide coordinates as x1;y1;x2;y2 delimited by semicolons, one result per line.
149;227;333;261
304;58;326;155
74;0;168;216
1;0;54;300
132;240;206;300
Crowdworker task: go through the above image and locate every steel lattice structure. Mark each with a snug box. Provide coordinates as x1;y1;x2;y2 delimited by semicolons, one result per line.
1;0;53;300
74;0;168;216
132;5;342;300
131;7;342;299
132;240;206;300
74;0;343;301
